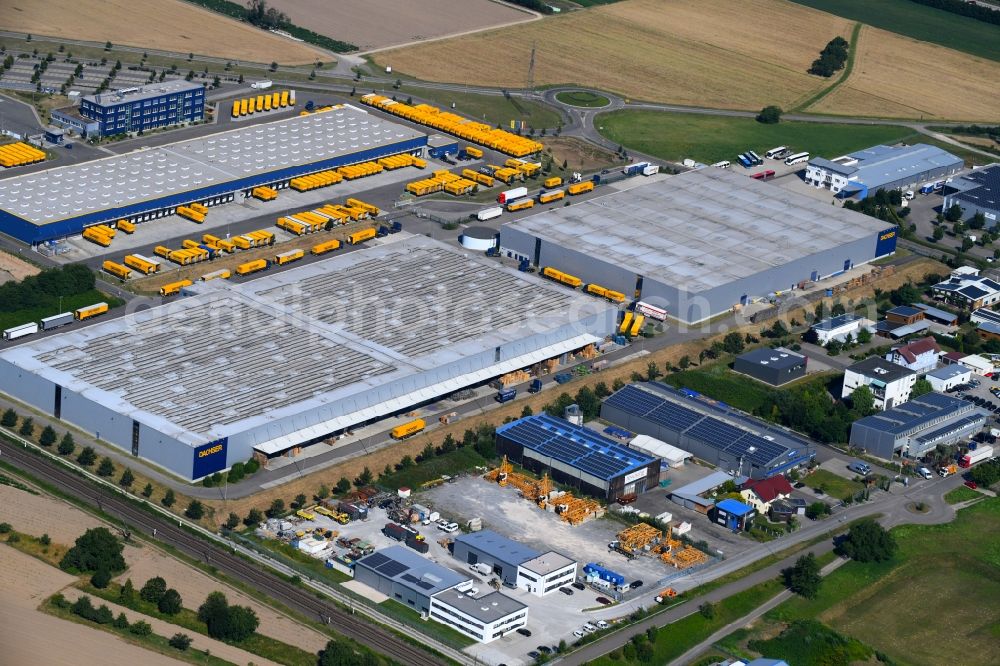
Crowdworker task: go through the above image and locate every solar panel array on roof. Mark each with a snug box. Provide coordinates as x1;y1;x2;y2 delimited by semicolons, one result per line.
603;384;809;468
376;560;408;578
496;413;656;481
362;552;390;569
915;414;986;444
855;391;978;436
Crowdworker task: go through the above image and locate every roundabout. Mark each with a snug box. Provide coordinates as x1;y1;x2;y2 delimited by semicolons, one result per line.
554;90;611;108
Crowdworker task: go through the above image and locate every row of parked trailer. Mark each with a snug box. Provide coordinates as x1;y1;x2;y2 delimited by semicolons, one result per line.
2;302;109;341
360;94;543;157
276;198;380;235
231;90;295;118
0;141;46;168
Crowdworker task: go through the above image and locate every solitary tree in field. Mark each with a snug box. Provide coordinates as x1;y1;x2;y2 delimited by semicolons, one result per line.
756;105;783;124
104;41;112;51
783;553;822;598
836;519;896;562
60;527;126;574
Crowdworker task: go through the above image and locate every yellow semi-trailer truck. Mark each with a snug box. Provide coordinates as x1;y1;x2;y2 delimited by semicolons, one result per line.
311;239;341;255
117;220;136;234
506;198;535;212
102;260;132;280
74;302;109;321
159;279;193;297
544;176;563;189
348;228;377;244
568;181;595;195
391;419;426;440
274;249;305;265
200;269;231;281
82;226;113;247
538;189;565;204
235;258;270;275
123;254;160;275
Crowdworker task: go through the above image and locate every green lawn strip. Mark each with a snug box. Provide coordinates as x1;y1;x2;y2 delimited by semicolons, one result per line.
78;583;317;666
596;109;917;166
795;22;862;112
588;579;786;665
376;446;488;491
0;290;124;331
801;469;864;501
41;596;233;666
229;532;350;586
944;486;981;504
757;497;1000;665
788;0;1000;62
749;619;876;665
392;85;562;129
556;90;611;108
376;599;477;649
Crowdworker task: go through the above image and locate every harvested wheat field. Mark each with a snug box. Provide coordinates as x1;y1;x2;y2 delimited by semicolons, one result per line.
0;0;323;64
810;25;1000;121
119;544;329;652
0;249;40;284
376;0;850;109
0;547;182;666
270;0;533;52
0;483;102;542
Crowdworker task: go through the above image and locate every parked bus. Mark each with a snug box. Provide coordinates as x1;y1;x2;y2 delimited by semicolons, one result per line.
784;152;810;166
737;154;753;168
747;151;763;166
765;146;788;159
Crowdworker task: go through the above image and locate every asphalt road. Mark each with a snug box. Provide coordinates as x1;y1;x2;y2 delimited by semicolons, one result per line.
0;438;451;666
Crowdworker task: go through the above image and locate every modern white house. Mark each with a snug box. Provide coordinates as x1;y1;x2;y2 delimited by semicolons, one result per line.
515;552;578;597
842;357;917;410
925;365;972;392
885;337;940;374
811;314;874;345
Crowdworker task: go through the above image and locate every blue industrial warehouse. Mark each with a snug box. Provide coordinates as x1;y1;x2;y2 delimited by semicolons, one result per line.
498;168;897;323
600;383;816;479
494;414;660;502
943;164;1000;228
0;104;426;244
848;392;989;459
805;143;963;198
0;237;615;480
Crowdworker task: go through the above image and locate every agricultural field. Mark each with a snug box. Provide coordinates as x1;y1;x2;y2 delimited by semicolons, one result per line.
789;0;1000;62
0;0;323;64
269;0;534;52
374;0;852;110
720;498;1000;666
596;109;917;165
808;25;1000;121
396;85;562;129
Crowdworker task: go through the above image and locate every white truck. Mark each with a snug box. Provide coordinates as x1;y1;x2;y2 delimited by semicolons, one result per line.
470;562;492;576
251;80;273;90
960;445;994;468
497;187;528;204
2;322;39;341
477;206;503;221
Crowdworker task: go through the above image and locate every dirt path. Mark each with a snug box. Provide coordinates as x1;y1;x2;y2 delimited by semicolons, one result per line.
0;546;184;666
60;586;279;666
119;544;330;652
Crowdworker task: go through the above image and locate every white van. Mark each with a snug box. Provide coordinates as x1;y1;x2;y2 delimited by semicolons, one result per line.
712;160;731;169
917;467;933;480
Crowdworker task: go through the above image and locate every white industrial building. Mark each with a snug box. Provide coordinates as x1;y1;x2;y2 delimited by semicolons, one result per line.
810;314;875;345
925;365;972;393
0;236;616;480
498;169;897;324
453;530;577;597
629;434;692;468
804;143;963;198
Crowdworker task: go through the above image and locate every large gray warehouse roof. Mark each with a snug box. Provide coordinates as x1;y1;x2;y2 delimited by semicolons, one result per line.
83;79;202;106
0;236;612;448
0;104;423;226
502;169;882;291
357;546;467;597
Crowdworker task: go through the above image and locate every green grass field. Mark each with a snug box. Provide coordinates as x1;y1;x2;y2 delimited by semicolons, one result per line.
555;91;610;107
802;469;864;501
376;600;477;649
376;447;488;492
596;110;918;164
0;290;122;331
729;497;1000;666
945;485;981;504
392;85;562;129
789;0;1000;62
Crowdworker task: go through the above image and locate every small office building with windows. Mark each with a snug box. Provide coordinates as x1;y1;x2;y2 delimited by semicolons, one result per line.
453;530;577;596
79;80;205;137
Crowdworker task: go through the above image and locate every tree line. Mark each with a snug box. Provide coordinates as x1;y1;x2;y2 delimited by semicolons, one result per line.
809;36;849;77
907;0;1000;25
0;263;94;313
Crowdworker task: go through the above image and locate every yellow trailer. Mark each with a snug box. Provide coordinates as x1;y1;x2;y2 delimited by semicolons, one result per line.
619;311;634;334
311;239;341;255
248;230;275;245
83;227;112;247
200;269;231;281
117;220;136;234
345;198;380;216
568;181;595;195
176;206;205;223
123;255;159;275
231;100;240;118
252;186;278;201
464;146;484;159
74;302;109;321
544;177;563;189
263;95;272;112
348;228;377;244
240;98;249;115
538;189;565;204
629;314;646;336
189;202;208;215
215;238;236;253
232;235;254;250
506;198;534;212
153;245;172;258
102;260;132;280
274;249;305;265
182;239;201;250
280;90;289;107
541;266;582;288
159;279;193;297
391;419;426;440
235;259;269;275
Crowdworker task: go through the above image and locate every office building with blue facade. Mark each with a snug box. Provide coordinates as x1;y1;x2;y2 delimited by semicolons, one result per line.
0;104;426;245
79;80;205;137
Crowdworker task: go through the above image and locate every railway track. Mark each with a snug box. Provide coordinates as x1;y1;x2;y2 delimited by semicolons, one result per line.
0;441;447;666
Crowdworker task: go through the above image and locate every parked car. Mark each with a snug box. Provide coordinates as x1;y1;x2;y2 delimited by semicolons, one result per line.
559;587;574;595
441;522;459;533
595;596;613;605
629;580;644;589
573;630;585;638
596;620;609;629
436;519;449;529
583;623;597;633
528;651;540;660
572;581;586;591
516;627;532;637
965;480;978;490
917;467;933;480
537;646;552;654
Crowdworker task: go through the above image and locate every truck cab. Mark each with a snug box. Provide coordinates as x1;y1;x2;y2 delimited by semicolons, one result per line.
496;388;517;403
